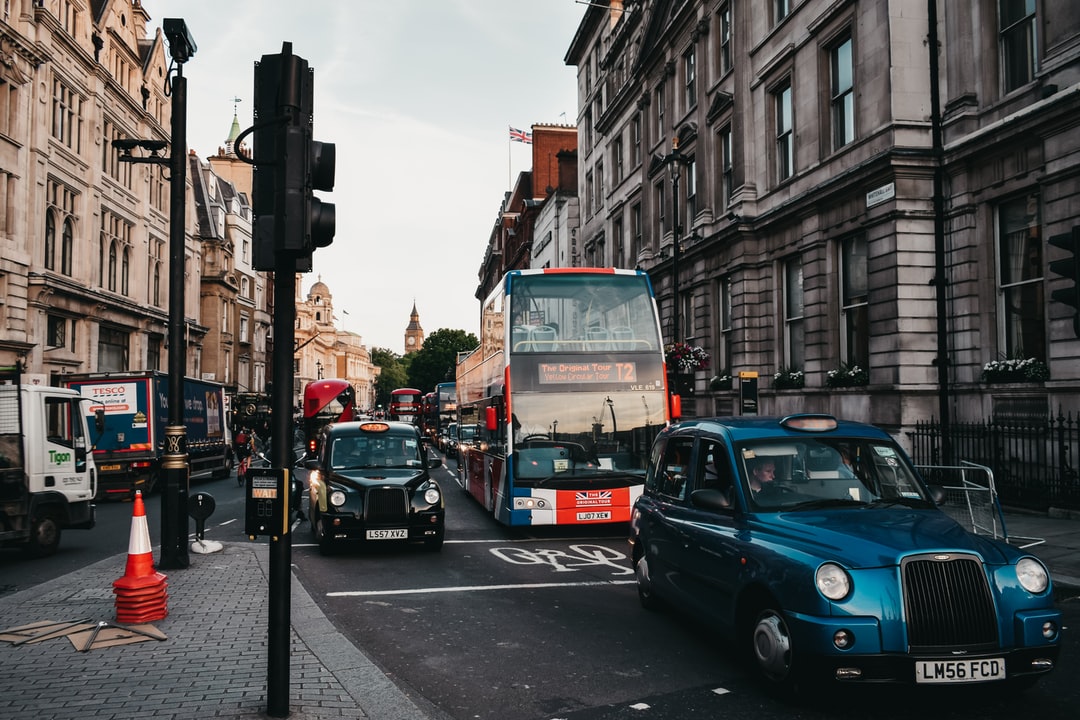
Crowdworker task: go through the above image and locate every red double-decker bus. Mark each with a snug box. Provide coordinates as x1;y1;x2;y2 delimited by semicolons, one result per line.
303;379;356;456
388;388;422;424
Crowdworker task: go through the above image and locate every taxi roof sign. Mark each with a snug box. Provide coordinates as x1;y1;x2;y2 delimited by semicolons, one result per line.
780;414;838;432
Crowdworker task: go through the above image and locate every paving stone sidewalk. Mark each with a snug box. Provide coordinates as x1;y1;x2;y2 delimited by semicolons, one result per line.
0;542;433;720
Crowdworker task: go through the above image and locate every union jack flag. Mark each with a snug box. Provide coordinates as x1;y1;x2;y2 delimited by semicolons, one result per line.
576;490;612;502
509;126;533;144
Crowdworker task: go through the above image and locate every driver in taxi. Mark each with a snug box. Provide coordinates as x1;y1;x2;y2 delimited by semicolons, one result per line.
749;458;777;493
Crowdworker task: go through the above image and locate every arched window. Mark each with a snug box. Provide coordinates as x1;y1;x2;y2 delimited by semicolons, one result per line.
45;211;56;270
121;246;130;295
61;218;74;275
108;241;117;292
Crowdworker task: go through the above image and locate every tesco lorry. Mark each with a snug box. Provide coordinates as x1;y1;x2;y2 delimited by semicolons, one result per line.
0;365;98;556
64;372;232;500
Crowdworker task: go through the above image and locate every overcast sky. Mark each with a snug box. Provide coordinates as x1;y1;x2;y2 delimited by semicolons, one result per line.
150;0;585;352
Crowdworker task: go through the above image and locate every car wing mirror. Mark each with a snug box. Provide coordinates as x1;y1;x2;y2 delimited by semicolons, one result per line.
690;488;731;512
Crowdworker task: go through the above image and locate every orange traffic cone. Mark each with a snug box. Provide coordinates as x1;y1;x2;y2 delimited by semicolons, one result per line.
113;490;168;623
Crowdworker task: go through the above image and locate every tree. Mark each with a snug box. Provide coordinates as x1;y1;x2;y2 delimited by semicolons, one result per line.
407;328;479;394
371;347;408;410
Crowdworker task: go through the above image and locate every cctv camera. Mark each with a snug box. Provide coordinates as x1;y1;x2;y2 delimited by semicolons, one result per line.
163;18;197;63
112;138;142;151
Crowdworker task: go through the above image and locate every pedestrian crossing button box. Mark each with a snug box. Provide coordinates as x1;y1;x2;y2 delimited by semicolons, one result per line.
245;468;289;538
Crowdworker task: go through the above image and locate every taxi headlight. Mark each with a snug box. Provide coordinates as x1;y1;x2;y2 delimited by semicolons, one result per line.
423;486;441;505
816;562;852;601
1016;557;1049;594
329;490;347;507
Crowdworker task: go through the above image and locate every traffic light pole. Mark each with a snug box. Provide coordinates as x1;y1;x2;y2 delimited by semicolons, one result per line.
267;267;296;718
239;41;336;716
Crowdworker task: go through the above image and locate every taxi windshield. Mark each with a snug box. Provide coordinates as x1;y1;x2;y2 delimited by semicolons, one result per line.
737;438;931;510
330;434;423;470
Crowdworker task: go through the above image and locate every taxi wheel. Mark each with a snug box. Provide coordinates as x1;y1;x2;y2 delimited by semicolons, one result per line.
311;512;336;555
634;551;662;610
747;604;797;691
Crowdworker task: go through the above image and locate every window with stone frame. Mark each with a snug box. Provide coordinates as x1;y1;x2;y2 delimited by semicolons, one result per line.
717;3;733;77
47;314;73;351
998;194;1045;361
51;76;82;152
773;79;794;183
685;155;697;224
783;257;805;370
830;32;855;151
999;0;1037;94
684;45;697;111
774;0;791;25
97;325;129;372
613;134;624;185
714;276;734;377
719;125;734;209
46;180;77;276
840;234;869;370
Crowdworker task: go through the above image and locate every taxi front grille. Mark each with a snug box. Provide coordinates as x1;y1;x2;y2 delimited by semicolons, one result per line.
365;487;408;523
902;554;998;649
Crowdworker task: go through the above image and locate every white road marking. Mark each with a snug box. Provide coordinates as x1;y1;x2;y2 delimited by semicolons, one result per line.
328;579;635;597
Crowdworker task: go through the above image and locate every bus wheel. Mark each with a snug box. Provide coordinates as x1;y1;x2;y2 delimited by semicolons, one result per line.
25;513;61;558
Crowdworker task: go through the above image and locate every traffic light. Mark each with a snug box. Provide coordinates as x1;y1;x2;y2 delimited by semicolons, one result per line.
1048;227;1080;337
251;42;336;272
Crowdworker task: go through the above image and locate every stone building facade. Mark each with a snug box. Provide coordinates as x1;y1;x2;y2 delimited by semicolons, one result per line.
561;0;1079;437
1;1;193;383
0;2;377;416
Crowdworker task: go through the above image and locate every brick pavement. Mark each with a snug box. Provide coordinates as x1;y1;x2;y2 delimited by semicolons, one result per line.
0;543;433;720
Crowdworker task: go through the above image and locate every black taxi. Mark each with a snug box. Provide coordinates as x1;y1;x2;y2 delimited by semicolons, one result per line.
305;420;444;554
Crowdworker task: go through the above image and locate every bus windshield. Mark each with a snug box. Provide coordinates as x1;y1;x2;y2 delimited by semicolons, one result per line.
508;272;660;353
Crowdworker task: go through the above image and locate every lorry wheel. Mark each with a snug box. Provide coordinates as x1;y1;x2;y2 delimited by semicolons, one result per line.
25;514;61;558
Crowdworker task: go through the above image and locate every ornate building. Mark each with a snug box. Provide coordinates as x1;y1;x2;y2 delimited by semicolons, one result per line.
556;0;1078;434
294;277;379;411
0;0;201;382
404;301;423;354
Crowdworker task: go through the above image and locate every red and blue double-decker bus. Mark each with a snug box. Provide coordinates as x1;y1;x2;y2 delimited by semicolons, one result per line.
456;268;672;526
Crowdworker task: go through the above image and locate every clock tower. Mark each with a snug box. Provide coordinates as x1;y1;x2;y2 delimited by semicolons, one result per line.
404;301;424;353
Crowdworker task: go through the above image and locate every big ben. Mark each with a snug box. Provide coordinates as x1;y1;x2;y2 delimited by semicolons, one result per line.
404;302;424;354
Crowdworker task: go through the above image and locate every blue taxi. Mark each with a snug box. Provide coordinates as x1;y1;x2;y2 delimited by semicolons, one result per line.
628;415;1061;694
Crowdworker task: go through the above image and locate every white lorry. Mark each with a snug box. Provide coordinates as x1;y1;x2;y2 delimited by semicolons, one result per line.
0;366;98;556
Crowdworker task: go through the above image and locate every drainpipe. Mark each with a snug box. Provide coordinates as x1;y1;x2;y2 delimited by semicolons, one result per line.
928;0;952;463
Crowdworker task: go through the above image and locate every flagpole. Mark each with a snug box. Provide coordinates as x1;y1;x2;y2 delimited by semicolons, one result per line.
508;125;512;189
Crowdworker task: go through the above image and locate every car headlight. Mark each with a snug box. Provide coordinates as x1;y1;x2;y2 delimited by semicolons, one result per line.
423;486;441;505
816;562;852;601
329;490;347;507
1016;557;1049;594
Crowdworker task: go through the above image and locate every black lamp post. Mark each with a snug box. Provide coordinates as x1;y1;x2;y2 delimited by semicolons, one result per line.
160;19;196;569
316;359;323;379
115;20;196;569
660;137;685;345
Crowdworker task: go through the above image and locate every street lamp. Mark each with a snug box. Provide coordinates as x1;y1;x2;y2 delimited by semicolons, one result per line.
316;359;323;379
660;137;685;344
115;18;196;570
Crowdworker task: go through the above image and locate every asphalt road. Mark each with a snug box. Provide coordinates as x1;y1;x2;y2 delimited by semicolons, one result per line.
3;448;1077;720
290;451;1080;720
